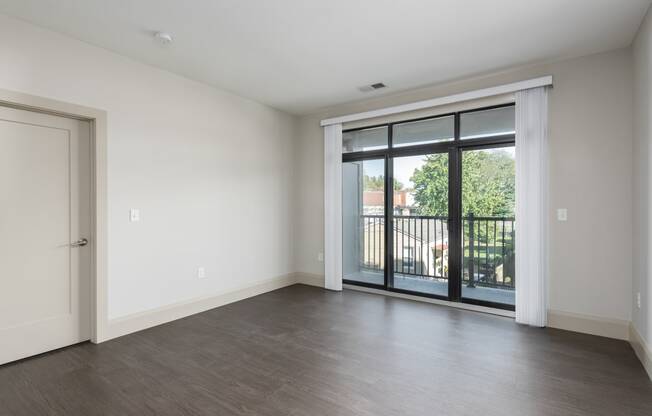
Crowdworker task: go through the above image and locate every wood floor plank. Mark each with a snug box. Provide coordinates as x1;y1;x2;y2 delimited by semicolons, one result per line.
0;284;650;416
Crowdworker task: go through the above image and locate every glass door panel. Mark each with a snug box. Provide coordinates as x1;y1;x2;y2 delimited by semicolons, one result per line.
461;147;516;305
391;153;448;297
342;158;385;286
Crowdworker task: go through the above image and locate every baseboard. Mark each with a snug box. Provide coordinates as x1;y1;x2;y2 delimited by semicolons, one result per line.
629;323;652;381
105;273;298;341
294;272;325;287
547;309;630;340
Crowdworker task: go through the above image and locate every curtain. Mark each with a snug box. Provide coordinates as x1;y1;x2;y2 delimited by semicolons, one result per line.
324;123;343;291
515;87;549;327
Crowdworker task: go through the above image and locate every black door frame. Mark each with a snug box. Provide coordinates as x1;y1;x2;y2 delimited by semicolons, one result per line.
342;103;516;311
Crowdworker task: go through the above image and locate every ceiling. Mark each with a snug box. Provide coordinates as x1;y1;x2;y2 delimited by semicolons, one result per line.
0;0;650;115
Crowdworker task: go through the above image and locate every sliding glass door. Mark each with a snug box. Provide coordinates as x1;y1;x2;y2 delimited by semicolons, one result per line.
341;104;516;310
342;158;385;286
461;146;516;306
391;153;448;297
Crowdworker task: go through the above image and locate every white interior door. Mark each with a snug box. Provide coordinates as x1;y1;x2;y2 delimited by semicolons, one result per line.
0;105;91;365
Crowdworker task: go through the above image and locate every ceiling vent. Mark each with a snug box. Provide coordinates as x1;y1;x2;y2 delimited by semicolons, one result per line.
358;82;387;92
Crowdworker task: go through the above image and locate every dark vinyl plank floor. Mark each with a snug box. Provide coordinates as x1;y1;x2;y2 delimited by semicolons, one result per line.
1;284;651;416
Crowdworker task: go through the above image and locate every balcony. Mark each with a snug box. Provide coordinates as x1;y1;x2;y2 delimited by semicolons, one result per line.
345;214;516;305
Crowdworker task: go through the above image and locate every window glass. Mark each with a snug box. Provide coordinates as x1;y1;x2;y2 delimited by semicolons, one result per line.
461;146;516;306
393;116;454;147
342;126;388;153
460;106;515;140
342;158;385;286
390;153;449;297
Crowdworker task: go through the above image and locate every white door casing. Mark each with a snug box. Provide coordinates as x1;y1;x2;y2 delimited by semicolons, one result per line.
0;105;91;364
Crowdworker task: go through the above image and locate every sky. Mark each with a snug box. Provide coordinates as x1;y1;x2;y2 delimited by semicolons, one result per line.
361;155;429;189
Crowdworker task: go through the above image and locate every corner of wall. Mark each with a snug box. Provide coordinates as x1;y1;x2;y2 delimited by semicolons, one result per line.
630;323;652;381
632;2;652;352
290;113;303;275
295;272;325;288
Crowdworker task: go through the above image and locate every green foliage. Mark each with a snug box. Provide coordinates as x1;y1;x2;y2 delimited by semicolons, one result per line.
407;149;516;286
460;150;515;216
411;150;515;217
364;175;404;191
411;154;449;215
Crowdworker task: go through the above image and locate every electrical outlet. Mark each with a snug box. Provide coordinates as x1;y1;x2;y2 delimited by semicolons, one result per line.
637;292;641;309
317;252;324;262
197;267;206;279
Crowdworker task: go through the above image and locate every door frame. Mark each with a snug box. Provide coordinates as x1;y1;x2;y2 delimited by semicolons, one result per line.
0;88;109;343
341;103;516;311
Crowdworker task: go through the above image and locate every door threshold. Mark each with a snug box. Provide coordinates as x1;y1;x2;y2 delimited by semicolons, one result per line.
343;284;515;318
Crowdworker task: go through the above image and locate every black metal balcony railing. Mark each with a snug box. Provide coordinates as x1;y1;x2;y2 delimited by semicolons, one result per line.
462;214;515;289
360;214;515;289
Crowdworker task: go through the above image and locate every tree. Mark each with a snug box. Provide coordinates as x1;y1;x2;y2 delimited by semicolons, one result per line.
411;150;515;217
460;150;515;216
411;150;516;287
364;175;404;191
411;154;449;215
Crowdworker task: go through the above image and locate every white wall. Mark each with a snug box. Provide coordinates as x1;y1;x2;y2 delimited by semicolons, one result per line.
296;48;634;323
0;14;297;320
633;6;652;347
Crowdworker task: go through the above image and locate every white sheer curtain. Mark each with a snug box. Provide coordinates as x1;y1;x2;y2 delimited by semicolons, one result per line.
324;123;343;291
515;87;549;327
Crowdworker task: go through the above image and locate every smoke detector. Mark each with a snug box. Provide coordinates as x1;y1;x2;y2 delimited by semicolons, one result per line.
154;32;174;44
358;82;387;92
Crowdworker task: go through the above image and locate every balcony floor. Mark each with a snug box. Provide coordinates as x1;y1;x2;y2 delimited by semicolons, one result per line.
344;270;515;306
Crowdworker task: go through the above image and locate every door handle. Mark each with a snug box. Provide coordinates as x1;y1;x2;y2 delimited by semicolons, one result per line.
71;238;88;247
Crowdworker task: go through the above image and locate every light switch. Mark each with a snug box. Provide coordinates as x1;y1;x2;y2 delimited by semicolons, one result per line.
130;208;140;222
557;208;567;222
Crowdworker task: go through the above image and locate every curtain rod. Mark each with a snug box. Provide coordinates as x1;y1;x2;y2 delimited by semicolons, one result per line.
320;76;553;127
